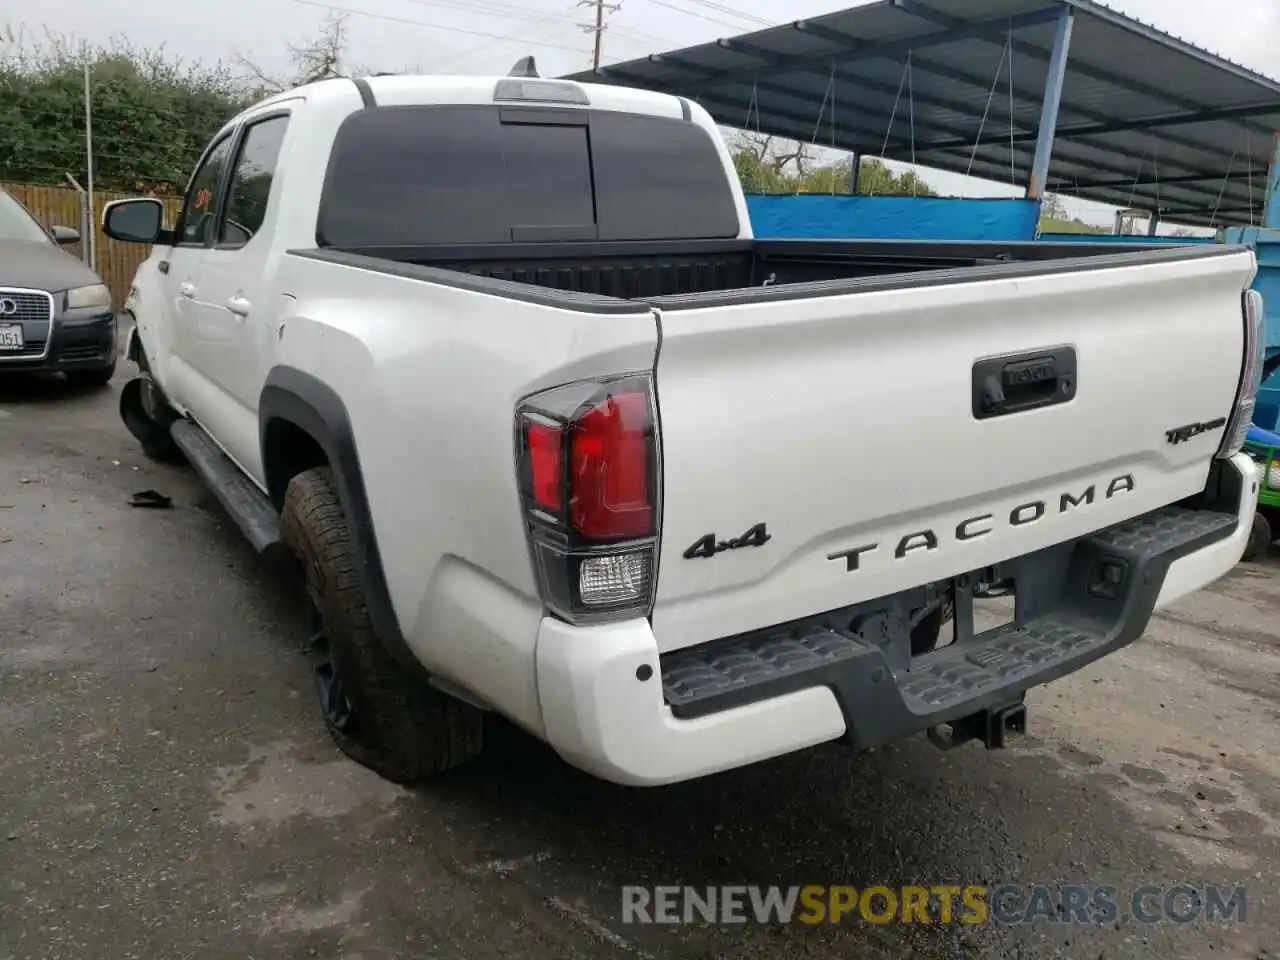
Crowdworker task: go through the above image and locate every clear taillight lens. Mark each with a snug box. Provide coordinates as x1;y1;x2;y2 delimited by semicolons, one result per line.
515;374;660;624
1218;291;1269;460
1219;290;1266;459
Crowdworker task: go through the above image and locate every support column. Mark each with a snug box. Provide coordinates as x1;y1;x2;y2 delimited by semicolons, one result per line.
1265;133;1280;229
1026;5;1075;200
849;152;861;194
1147;212;1160;236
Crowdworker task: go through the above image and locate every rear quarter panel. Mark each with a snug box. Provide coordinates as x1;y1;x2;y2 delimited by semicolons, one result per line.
268;254;659;721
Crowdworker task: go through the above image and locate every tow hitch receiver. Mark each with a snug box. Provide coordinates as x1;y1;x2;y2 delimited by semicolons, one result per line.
927;701;1027;751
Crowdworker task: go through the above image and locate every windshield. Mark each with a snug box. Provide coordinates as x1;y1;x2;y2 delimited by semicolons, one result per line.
0;191;54;244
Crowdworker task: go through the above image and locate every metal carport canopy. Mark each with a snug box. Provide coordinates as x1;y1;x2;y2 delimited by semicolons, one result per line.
565;0;1280;228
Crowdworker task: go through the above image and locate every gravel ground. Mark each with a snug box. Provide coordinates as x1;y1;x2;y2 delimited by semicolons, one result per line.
1;363;1277;960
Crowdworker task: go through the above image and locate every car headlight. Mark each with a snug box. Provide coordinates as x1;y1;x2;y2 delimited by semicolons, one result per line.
66;283;112;310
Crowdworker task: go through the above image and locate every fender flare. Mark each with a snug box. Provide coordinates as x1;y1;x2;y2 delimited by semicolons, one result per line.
259;366;422;678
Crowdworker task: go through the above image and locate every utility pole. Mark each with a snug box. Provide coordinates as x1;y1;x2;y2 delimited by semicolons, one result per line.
578;0;620;70
83;62;96;273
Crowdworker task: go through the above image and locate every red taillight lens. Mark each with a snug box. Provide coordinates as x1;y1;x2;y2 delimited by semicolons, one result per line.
570;390;653;540
517;374;659;624
525;421;563;512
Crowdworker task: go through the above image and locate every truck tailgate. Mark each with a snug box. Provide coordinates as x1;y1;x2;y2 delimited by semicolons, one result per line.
649;247;1255;652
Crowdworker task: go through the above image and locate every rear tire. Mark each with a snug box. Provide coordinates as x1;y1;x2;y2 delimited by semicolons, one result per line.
279;466;484;783
1242;511;1273;562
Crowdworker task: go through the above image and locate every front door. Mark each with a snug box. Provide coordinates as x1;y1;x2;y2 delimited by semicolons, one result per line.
159;132;237;422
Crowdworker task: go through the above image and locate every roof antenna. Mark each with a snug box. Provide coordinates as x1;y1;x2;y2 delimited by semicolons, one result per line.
508;56;539;78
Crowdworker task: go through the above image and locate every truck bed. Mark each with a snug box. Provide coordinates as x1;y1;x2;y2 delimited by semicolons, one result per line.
309;237;1232;309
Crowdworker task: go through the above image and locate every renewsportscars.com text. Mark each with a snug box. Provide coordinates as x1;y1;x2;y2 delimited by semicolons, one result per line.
621;884;1247;926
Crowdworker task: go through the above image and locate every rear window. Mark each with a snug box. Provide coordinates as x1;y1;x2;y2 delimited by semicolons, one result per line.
317;105;740;247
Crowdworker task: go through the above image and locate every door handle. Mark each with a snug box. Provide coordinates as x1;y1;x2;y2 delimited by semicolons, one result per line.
179;282;196;299
972;347;1077;420
226;295;252;317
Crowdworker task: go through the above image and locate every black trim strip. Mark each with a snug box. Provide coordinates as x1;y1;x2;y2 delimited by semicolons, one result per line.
291;241;1250;316
351;77;376;108
678;97;691;122
287;247;651;314
648;243;1253;311
327;238;754;262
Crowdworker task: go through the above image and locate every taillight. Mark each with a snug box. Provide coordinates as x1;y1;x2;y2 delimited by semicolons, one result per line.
516;374;660;624
1219;289;1267;459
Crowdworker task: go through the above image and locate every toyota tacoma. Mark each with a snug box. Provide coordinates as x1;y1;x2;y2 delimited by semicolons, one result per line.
104;68;1265;786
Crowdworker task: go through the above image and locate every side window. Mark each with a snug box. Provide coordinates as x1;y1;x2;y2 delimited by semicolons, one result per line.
176;135;235;247
220;115;289;249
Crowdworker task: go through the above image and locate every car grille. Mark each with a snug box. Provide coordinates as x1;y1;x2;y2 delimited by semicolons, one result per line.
0;289;54;325
60;344;105;361
8;342;47;357
0;288;54;360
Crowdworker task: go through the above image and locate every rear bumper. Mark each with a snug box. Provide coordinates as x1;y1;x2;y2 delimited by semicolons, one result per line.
536;454;1256;786
0;309;116;372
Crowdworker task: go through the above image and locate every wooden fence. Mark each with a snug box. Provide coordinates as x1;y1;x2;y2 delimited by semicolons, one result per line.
3;183;182;310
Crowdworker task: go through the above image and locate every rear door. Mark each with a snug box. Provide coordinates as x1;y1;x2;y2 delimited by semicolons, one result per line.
648;248;1256;652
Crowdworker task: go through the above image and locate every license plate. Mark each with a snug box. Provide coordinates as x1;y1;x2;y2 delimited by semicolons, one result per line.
0;324;23;351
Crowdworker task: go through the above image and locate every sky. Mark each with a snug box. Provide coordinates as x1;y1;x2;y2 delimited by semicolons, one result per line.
2;0;1277;227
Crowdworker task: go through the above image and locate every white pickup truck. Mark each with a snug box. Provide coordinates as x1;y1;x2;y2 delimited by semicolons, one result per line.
105;67;1265;787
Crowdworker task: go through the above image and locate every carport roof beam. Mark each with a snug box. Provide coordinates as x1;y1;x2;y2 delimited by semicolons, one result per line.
568;0;1280;227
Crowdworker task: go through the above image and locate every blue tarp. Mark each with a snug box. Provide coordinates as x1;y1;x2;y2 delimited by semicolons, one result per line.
745;195;1042;242
1248;424;1280;447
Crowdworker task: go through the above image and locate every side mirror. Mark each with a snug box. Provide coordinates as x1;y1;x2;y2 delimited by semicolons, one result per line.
51;224;80;246
103;198;165;244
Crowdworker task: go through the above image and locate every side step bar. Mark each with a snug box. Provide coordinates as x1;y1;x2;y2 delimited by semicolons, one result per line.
170;419;281;553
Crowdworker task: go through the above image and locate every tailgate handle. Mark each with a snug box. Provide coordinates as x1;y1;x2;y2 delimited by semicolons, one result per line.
973;346;1076;420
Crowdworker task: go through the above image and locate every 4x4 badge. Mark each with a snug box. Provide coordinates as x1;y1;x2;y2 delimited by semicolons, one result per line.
683;523;771;560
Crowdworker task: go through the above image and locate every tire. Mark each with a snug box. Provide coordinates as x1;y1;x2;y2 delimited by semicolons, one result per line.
279;466;483;783
65;360;116;388
1242;511;1273;562
119;376;183;463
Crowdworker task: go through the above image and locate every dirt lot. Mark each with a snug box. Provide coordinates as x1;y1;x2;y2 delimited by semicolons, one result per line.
1;367;1278;960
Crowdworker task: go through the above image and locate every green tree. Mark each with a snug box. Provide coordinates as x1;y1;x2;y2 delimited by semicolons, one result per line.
0;27;255;193
792;157;939;197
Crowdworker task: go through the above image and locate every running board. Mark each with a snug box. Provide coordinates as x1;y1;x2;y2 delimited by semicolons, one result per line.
170;419;281;553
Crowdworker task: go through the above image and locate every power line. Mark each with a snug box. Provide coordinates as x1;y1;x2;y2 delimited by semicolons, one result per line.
677;0;770;27
396;0;576;23
291;0;589;52
430;8;581;72
641;0;755;31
